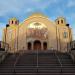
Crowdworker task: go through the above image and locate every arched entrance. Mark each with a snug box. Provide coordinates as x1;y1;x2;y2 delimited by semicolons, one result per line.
43;42;47;50
28;42;32;50
34;40;41;50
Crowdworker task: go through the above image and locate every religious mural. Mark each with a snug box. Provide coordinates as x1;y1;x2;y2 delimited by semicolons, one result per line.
27;22;48;40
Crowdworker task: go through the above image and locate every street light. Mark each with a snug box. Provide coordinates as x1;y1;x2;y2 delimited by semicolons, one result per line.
17;25;19;51
56;26;58;51
5;24;9;50
66;24;72;52
5;24;9;43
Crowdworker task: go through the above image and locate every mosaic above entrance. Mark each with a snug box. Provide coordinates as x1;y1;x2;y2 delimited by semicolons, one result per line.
27;22;48;40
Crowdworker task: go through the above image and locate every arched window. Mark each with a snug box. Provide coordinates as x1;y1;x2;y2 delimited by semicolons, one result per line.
58;21;59;24
12;21;13;24
63;32;67;38
15;21;17;24
61;20;63;24
43;42;47;50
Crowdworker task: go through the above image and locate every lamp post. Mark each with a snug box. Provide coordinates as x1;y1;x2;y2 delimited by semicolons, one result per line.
66;24;71;52
17;25;19;52
5;24;9;50
56;26;58;51
58;27;61;51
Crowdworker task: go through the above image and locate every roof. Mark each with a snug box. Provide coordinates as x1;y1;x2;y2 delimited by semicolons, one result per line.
28;13;49;19
9;17;18;21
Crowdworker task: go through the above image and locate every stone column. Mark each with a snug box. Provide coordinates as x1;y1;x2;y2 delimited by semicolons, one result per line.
41;41;43;50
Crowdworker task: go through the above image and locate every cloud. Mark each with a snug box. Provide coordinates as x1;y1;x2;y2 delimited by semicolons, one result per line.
24;8;35;15
55;8;64;16
0;0;60;17
67;0;75;8
33;0;60;10
0;0;22;16
71;13;75;19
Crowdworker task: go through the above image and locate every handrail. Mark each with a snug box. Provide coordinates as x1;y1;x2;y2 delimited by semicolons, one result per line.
69;50;75;63
54;51;62;73
37;50;39;68
13;53;21;73
0;41;9;52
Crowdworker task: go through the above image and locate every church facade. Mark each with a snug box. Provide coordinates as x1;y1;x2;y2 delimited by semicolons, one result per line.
2;13;72;53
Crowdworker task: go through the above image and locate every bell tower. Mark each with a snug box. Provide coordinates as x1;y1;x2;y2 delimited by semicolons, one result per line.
55;17;66;26
9;18;19;26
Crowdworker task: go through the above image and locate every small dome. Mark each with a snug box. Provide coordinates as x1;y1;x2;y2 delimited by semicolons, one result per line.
9;17;18;21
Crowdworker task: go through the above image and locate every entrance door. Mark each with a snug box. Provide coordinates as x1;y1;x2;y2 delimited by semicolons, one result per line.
43;42;47;50
28;42;32;50
34;40;41;50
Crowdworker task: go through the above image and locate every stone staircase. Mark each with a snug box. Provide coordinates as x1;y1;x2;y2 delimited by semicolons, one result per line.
0;51;75;75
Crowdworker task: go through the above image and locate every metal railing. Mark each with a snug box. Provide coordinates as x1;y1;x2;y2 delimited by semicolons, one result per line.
69;50;75;63
13;53;20;73
55;51;62;73
0;41;9;63
0;41;9;52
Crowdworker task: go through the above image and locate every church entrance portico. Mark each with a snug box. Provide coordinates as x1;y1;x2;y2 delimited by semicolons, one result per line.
27;39;48;51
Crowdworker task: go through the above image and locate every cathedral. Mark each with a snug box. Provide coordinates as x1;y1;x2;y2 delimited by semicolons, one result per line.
2;13;72;53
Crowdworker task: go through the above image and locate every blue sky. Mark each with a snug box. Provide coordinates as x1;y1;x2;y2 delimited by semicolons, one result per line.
0;0;75;40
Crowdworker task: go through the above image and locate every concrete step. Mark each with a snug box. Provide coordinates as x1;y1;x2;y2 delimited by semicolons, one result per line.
0;52;75;75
